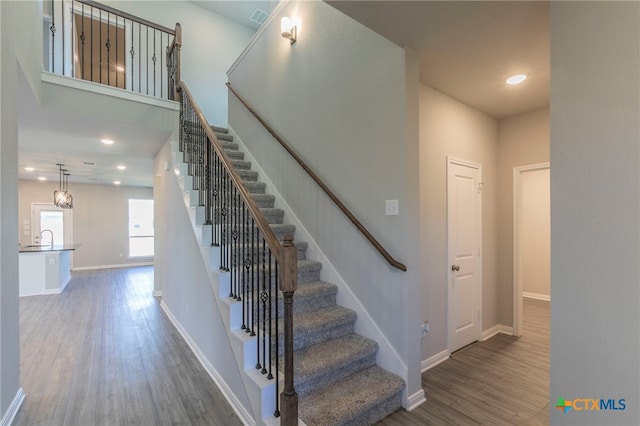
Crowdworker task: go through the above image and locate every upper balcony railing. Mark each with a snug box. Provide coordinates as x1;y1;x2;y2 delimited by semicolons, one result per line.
43;0;180;101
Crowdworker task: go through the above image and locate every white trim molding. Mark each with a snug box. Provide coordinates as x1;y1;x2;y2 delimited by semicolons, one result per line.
513;162;550;337
72;262;153;271
406;389;426;411
481;324;514;341
160;301;254;426
152;289;163;297
1;388;25;426
523;292;550;302
421;350;450;372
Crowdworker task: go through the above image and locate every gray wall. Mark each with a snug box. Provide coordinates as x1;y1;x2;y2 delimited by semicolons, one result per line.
1;0;43;420
550;2;639;424
227;0;423;402
419;85;498;362
19;180;153;269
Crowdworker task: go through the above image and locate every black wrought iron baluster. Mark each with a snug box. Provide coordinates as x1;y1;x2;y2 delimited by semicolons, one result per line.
230;185;236;298
62;0;65;76
130;20;134;91
138;24;141;93
256;229;262;371
71;0;74;77
205;139;212;226
267;250;273;380
242;203;249;332
99;9;102;84
50;0;55;73
250;217;256;337
146;26;149;95
260;237;268;374
80;4;85;79
152;29;157;97
106;12;110;86
274;261;280;418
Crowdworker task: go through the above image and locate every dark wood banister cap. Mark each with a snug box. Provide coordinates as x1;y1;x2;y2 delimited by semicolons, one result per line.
225;82;407;272
178;82;286;263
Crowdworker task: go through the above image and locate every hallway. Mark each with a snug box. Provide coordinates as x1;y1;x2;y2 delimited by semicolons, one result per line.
379;298;550;425
14;266;241;426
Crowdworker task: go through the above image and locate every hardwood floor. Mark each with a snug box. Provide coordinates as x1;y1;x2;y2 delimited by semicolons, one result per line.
14;266;241;426
378;298;550;425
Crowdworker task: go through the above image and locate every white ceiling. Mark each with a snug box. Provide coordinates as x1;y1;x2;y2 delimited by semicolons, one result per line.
18;1;549;188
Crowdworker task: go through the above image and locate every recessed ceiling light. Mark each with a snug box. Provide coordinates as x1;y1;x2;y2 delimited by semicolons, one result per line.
506;74;527;85
37;176;47;181
117;165;126;170
101;139;115;145
113;180;121;185
24;167;35;172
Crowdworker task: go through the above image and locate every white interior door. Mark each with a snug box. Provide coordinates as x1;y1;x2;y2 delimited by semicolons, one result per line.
447;158;482;353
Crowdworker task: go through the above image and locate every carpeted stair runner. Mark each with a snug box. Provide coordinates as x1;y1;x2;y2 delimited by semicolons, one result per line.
182;124;405;425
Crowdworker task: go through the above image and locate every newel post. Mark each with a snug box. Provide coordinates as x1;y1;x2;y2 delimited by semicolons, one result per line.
279;235;298;425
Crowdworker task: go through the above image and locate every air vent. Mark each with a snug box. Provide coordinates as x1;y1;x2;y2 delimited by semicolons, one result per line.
249;8;269;26
83;161;96;166
89;177;97;181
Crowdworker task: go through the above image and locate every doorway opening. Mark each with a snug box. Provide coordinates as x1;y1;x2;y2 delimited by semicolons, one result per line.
513;163;550;336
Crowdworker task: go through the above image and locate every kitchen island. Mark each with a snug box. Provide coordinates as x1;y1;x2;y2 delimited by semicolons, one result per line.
18;244;80;297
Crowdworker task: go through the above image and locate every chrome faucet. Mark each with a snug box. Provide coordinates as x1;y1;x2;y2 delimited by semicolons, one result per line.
39;229;54;247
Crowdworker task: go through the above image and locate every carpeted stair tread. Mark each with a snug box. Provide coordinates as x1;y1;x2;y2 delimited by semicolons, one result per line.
243;181;266;194
260;208;284;225
225;150;244;160
250;194;275;208
232;159;252;170
299;365;404;426
276;305;357;354
290;334;378;397
237;170;259;182
211;125;229;134
218;140;239;151
287;280;336;313
215;132;234;142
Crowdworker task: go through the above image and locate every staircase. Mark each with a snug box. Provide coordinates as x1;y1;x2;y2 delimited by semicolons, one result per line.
173;125;404;425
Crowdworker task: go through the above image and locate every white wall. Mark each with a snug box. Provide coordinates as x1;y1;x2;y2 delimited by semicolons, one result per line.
102;0;255;125
550;2;640;424
227;0;423;403
497;107;549;323
521;168;550;297
419;85;498;362
153;140;252;418
19;180;153;269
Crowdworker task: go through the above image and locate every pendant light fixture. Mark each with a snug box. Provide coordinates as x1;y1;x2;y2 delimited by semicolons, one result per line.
53;163;73;209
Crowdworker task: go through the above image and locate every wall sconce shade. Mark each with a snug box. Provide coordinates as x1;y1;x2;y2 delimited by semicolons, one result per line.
281;17;297;45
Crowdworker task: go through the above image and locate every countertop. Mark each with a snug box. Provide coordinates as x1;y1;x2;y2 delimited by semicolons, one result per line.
19;244;81;253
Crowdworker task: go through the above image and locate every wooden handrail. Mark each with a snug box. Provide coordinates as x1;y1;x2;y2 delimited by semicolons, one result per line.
179;82;285;263
79;1;176;34
226;82;407;272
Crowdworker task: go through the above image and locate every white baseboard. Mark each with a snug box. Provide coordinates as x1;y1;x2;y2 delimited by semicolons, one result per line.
160;301;254;426
482;324;514;340
405;389;426;411
523;292;550;302
421;349;450;372
72;262;153;271
152;289;163;297
1;388;25;426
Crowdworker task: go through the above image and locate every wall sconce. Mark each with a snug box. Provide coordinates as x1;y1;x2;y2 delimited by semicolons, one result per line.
281;17;297;45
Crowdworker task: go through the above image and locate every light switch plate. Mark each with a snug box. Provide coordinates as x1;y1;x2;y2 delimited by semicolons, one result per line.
385;199;399;216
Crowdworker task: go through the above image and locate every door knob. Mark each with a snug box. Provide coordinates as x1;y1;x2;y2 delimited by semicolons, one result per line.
451;264;460;271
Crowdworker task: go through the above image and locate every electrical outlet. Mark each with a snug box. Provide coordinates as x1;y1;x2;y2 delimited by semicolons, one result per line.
420;321;430;337
385;199;399;216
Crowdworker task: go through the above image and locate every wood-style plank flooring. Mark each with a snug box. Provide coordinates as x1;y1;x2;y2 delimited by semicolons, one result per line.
14;266;241;426
378;298;550;425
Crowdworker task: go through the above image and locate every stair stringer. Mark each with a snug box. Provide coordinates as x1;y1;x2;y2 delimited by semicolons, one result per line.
226;127;412;407
170;140;286;425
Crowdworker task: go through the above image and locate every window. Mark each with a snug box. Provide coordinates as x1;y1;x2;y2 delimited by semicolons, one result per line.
128;199;154;257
